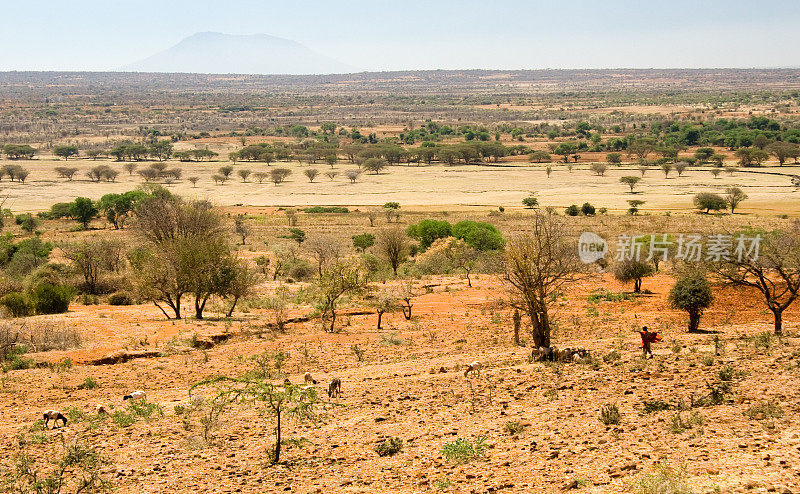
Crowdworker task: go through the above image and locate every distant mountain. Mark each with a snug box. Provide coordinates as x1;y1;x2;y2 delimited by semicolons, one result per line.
122;32;354;75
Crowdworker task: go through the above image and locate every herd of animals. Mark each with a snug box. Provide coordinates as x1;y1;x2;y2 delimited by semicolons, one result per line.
39;327;660;430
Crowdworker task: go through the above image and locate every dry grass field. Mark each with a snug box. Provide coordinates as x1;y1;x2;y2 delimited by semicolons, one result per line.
3;157;800;215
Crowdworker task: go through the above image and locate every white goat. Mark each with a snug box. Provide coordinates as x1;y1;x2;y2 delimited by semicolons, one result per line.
123;390;146;402
463;361;483;378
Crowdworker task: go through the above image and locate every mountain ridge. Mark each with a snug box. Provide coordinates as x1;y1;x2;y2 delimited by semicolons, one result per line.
122;32;354;75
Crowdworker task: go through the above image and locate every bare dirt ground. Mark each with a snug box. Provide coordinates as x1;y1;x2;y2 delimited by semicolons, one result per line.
4;158;800;215
2;273;799;493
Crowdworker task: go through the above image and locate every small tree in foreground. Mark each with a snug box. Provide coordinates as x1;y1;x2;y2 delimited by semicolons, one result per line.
504;211;586;348
190;377;320;464
668;271;713;333
377;227;409;276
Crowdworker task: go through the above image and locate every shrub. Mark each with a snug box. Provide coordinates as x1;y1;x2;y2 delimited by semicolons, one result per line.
1;292;33;317
580;202;595;216
452;220;505;251
717;363;745;381
78;377;99;390
503;420;526;435
642;400;671;413
668;272;713;333
745;401;785;420
693;192;727;214
406;219;452;250
29;283;74;315
564;204;579;216
374;437;403;457
109;292;134;306
600;404;620;425
441;436;487;463
632;463;694;494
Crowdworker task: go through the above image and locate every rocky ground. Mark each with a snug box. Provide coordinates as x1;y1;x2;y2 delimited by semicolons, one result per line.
1;274;799;493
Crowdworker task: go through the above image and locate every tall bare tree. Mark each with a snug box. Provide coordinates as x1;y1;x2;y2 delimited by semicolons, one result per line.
504;212;586;348
376;228;409;276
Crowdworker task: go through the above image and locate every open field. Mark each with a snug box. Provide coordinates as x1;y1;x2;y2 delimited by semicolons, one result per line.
2;158;800;215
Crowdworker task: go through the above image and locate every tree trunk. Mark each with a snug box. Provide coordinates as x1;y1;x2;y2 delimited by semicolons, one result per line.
226;296;239;318
465;270;472;287
771;308;783;336
513;310;521;346
377;310;383;329
634;278;641;293
195;296;208;320
328;309;337;333
688;311;700;333
529;305;550;348
273;409;281;464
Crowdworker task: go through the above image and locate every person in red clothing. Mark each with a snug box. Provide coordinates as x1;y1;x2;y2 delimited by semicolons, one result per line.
639;325;662;358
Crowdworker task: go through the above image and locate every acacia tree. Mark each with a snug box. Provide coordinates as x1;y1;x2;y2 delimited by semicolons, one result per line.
376;227;409;276
620;176;641;193
614;259;654;293
316;258;369;332
725;187;748;214
305;234;341;277
190;377;320;464
130;191;230;319
709;225;800;335
504;212;586;348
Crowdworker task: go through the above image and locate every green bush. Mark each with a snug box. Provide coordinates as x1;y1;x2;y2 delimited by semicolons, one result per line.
29;283;74;315
452;220;505;251
407;219;452;250
441;436;487;463
564;204;580;216
108;292;134;306
1;292;33;317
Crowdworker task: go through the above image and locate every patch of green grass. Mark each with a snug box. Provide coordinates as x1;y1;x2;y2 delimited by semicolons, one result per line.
78;376;99;390
441;436;487;463
751;331;773;349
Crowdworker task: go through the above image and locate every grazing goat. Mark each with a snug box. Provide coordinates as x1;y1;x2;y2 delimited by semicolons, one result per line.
123;390;146;402
304;372;317;385
328;378;341;398
463;361;483;378
43;410;67;429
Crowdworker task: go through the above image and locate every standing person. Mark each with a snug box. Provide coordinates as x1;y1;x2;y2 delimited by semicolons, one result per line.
639;326;662;358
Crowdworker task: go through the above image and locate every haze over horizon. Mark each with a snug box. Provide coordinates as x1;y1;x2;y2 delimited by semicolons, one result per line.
2;0;799;73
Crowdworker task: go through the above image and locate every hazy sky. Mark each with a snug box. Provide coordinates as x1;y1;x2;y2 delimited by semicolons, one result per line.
2;0;799;72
